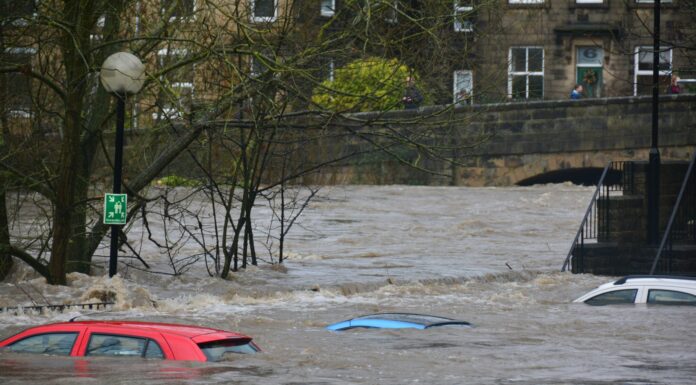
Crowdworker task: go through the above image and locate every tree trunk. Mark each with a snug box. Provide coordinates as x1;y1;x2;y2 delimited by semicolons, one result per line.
0;179;13;280
49;1;89;285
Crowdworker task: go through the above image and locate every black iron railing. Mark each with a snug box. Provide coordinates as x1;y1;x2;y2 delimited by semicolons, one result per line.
562;161;631;272
650;151;696;274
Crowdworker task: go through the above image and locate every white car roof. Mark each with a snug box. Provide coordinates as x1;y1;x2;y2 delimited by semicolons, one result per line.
611;275;696;288
574;275;696;303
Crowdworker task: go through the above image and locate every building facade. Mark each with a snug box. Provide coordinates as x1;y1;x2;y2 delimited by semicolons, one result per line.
2;0;694;130
469;0;693;102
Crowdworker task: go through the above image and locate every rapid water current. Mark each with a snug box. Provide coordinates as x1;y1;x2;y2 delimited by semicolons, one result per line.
0;184;694;384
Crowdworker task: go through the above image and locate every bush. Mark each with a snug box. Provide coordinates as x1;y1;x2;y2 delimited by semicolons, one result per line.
155;175;201;187
311;57;421;112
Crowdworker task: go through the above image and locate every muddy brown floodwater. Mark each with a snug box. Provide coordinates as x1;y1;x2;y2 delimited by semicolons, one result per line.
1;185;694;384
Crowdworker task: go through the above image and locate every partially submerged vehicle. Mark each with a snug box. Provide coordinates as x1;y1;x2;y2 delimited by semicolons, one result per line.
326;313;472;331
0;320;260;361
574;275;696;306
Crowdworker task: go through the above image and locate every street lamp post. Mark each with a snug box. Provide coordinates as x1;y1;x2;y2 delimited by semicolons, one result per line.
99;52;145;277
648;0;661;245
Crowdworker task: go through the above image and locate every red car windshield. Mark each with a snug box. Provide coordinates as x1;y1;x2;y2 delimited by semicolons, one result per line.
197;338;258;361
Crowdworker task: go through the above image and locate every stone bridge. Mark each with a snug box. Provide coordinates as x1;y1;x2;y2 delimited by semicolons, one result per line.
320;94;696;186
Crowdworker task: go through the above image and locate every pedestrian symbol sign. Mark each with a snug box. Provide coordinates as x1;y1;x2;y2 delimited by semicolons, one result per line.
103;193;127;225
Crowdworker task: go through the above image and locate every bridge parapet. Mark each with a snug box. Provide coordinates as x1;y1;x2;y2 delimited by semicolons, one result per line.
329;94;696;186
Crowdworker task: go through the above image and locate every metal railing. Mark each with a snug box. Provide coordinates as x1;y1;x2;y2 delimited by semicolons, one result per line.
650;151;696;274
0;302;114;314
562;161;631;272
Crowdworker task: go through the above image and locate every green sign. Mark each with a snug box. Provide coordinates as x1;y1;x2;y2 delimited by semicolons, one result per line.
103;193;127;225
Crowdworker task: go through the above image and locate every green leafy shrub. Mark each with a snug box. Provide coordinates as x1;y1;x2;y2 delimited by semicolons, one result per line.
155;175;201;187
312;57;421;112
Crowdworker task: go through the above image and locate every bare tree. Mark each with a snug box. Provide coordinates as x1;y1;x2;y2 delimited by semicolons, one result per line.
0;0;496;284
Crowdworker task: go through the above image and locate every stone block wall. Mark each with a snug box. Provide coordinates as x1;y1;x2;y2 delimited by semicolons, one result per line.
310;94;696;186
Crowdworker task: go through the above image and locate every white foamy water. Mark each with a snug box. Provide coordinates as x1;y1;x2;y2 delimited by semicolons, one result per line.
1;184;694;384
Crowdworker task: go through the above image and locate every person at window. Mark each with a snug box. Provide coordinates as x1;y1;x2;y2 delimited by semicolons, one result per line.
570;84;583;100
402;76;423;109
667;75;682;94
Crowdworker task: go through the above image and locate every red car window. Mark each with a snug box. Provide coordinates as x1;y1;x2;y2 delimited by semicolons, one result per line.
4;332;78;356
85;333;164;359
197;338;259;362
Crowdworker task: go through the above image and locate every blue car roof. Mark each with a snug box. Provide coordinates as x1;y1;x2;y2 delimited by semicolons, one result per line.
326;313;472;331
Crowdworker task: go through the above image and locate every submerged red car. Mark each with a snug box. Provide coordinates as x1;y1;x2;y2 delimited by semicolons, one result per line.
0;320;259;362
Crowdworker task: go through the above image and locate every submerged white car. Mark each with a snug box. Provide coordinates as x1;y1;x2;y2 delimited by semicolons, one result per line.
574;275;696;306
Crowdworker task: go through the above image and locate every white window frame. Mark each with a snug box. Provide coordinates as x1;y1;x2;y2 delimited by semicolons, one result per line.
155;48;194;120
320;0;335;17
327;58;335;82
509;0;544;4
251;0;278;23
576;0;603;3
453;70;473;104
90;15;106;41
454;1;473;33
4;47;36;118
633;45;672;96
508;46;544;99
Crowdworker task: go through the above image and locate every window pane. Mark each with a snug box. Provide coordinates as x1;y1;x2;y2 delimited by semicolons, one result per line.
647;290;696;305
198;339;259;362
454;14;473;32
585;289;637;305
144;340;165;359
528;48;543;72
8;333;78;356
511;48;526;72
86;334;147;357
528;75;544;99
254;0;275;18
454;71;473;103
251;56;268;77
454;72;472;93
637;47;671;72
511;75;526;99
577;47;603;66
321;0;334;16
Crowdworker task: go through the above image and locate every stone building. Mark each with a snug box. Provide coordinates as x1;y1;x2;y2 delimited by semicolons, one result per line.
469;0;694;102
296;0;694;105
2;0;693;127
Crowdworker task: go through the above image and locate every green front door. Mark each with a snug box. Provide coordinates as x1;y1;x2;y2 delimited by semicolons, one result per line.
576;47;603;98
576;67;602;98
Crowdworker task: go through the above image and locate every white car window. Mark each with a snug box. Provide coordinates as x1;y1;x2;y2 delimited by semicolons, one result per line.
585;289;638;306
647;289;696;305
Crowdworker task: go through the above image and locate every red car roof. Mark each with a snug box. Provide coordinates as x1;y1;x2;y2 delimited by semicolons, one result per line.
45;321;248;340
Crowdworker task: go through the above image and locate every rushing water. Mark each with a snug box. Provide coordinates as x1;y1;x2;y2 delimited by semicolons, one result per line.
1;184;694;384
